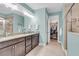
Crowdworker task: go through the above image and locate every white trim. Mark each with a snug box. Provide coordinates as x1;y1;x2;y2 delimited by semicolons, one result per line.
57;16;60;43
39;43;42;46
39;43;47;46
62;45;67;56
58;40;61;44
59;41;67;56
43;43;47;46
47;18;50;43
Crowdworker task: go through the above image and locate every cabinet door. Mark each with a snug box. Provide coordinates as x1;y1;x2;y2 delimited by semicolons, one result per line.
25;36;32;54
14;41;25;56
0;46;13;56
32;34;39;49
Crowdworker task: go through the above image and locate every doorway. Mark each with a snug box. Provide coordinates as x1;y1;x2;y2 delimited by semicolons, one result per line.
48;15;60;43
50;22;58;40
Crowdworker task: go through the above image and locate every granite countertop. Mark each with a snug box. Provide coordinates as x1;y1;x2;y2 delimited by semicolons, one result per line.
0;32;39;43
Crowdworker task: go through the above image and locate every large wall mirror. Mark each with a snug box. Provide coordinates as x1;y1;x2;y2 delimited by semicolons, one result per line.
0;3;25;37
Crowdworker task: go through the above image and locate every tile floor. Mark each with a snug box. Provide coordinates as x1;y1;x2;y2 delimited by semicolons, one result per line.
26;39;65;56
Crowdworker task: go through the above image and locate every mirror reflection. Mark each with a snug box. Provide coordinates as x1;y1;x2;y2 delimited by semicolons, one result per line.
0;3;25;37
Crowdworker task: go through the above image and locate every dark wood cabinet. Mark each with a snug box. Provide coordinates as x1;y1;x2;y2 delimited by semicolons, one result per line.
26;36;31;47
14;41;25;56
0;37;25;56
32;34;39;49
25;36;32;54
0;33;39;56
0;46;13;56
25;34;39;54
26;45;31;54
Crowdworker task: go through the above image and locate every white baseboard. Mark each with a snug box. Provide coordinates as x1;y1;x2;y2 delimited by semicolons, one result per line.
58;40;61;44
57;40;67;56
62;45;67;56
58;41;67;56
39;43;42;46
39;43;47;46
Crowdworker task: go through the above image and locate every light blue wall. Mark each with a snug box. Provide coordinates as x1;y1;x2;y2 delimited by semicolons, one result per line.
67;32;79;56
62;10;65;47
0;13;6;18
24;8;48;45
0;13;24;33
59;11;64;46
13;14;24;33
35;8;48;45
45;9;49;43
49;11;64;46
24;16;32;32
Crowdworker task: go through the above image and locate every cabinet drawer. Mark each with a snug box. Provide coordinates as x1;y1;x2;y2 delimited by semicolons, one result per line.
32;42;37;49
26;36;31;39
26;36;31;47
32;36;39;43
32;34;39;37
32;38;38;49
26;45;31;54
26;39;31;47
12;37;25;44
0;37;25;49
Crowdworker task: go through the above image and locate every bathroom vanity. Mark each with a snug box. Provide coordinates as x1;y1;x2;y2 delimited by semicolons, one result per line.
0;33;39;56
0;3;40;56
0;10;39;56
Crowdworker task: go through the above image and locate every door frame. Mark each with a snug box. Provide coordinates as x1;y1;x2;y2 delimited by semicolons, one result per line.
47;15;60;43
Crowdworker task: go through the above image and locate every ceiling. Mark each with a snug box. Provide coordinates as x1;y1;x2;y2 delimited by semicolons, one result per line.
0;4;24;16
0;4;13;14
27;3;64;13
0;3;64;17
